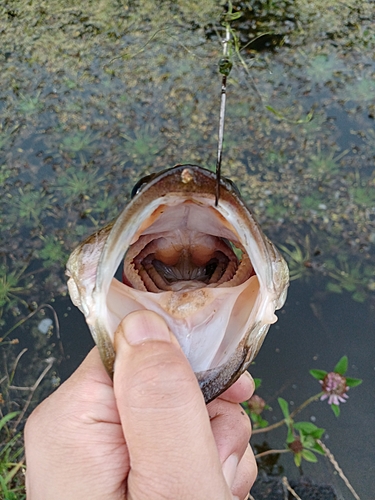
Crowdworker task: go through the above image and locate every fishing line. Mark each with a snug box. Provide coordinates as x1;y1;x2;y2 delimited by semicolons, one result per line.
215;25;232;206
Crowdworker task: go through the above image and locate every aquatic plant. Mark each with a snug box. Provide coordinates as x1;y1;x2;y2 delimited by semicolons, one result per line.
347;171;375;208
121;128;163;165
325;258;373;303
307;145;348;179
0;263;32;322
340;76;375;103
278;236;313;281
304;53;344;84
58;130;100;158
37;236;67;268
55;164;105;204
91;191;119;222
17;93;43;115
264;199;289;220
277;398;326;467
0;165;12;184
247;356;362;498
0;126;19;150
11;187;53;227
310;356;362;416
349;184;375;208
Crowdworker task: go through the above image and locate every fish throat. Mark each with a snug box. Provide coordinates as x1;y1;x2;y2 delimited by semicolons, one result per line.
122;206;254;293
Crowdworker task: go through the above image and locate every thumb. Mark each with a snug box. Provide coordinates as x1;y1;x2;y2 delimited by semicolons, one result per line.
113;311;232;500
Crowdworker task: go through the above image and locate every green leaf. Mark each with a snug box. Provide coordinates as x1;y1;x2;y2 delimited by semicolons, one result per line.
286;427;295;444
326;282;343;293
334;356;348;375
301;434;316;449
311;442;326;455
309;369;327;380
345;377;362;387
331;404;340;417
302;449;318;463
278;397;290;419
253;378;262;390
310;427;325;439
256;417;269;428
250;414;269;428
0;412;20;432
343;283;356;292
294;422;318;434
293;452;302;467
266;105;284;119
352;291;367;302
226;11;242;21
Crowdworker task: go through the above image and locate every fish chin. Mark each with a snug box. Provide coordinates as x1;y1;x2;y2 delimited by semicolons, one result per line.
66;165;289;402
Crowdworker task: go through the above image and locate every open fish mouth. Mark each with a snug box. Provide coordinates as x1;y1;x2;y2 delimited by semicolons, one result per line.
66;164;289;402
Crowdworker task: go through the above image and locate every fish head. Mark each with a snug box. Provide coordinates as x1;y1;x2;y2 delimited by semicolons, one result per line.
67;164;289;402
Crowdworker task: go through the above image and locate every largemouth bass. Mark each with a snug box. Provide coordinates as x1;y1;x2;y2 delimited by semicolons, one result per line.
66;164;289;402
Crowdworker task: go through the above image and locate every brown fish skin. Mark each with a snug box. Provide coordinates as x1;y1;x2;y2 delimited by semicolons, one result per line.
66;164;289;403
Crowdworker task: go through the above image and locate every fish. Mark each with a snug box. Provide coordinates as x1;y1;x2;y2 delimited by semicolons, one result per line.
66;164;289;403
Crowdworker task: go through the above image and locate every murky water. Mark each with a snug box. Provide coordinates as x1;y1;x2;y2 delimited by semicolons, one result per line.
1;1;374;497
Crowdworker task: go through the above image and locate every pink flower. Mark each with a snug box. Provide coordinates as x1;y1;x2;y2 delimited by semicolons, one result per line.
320;372;349;405
246;394;266;415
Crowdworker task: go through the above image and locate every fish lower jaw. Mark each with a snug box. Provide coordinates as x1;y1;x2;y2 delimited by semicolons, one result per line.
105;274;262;374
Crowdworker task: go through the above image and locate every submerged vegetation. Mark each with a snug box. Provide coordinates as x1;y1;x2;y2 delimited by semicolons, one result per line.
0;0;374;496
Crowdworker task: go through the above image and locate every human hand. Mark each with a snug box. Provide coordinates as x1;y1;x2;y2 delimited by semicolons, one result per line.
25;311;257;500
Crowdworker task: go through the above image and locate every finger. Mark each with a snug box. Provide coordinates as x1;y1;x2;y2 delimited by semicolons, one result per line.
207;397;252;483
218;371;255;404
113;311;232;500
231;445;258;500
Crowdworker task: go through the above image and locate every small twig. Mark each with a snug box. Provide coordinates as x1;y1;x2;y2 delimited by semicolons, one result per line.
240;32;273;52
282;477;302;500
252;418;285;435
2;303;63;354
5;458;25;484
289;392;322;419
255;448;290;459
317;439;361;500
230;27;263;102
12;357;55;430
107;26;168;65
9;348;28;385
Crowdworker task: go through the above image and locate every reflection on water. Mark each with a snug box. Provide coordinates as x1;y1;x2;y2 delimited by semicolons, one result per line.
1;0;374;497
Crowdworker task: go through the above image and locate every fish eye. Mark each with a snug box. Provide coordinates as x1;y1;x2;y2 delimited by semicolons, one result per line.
131;173;158;198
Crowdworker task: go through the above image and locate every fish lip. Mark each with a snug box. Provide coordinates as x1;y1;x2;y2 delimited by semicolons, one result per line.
132;164;241;199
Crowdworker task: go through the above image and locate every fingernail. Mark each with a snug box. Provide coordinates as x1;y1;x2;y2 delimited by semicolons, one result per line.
222;454;238;489
122;311;171;345
245;371;255;392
